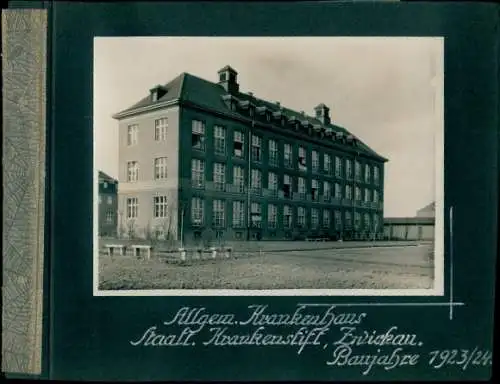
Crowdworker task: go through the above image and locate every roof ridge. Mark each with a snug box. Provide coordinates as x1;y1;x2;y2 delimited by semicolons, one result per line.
178;72;188;102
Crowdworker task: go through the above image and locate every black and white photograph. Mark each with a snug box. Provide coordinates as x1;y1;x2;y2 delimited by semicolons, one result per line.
93;37;444;296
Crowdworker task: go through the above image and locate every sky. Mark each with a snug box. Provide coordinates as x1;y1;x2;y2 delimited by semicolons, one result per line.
94;37;443;218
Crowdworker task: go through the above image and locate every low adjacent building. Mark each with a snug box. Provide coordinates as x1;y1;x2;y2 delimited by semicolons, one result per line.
98;171;118;237
383;202;435;241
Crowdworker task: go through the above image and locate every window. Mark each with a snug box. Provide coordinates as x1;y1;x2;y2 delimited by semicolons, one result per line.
99;195;102;204
323;181;331;200
335;156;342;177
311;208;319;228
154;157;168;180
335;183;342;200
233;166;245;193
214;125;226;155
154;118;168;141
191;159;205;188
324;154;332;174
251;202;262;228
355;186;362;201
312;150;319;172
213;163;226;191
354;212;361;229
127;161;139;182
365;188;371;203
334;210;342;229
213;200;225;227
312;179;319;201
346;159;353;179
251;134;262;162
105;211;113;224
232;201;245;227
373;189;379;203
283;174;292;199
355;160;361;181
284;143;293;168
192;120;205;151
127;124;138;146
268;204;277;228
103;182;108;189
268;139;278;166
284;205;292;229
345;185;353;200
268;172;278;195
345;211;352;227
323;209;330;228
373;213;380;229
191;197;204;226
297;207;306;227
298;146;307;170
153;195;169;218
126;197;138;219
365;213;371;230
365;164;371;183
107;196;113;205
233;131;244;158
251;169;262;192
373;166;380;185
298;177;306;199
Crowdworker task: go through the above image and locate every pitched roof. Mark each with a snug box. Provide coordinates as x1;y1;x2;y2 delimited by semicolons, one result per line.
114;71;386;160
418;202;435;212
98;171;117;183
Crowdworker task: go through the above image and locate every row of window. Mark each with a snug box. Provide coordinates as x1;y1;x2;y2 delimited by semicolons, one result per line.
191;159;381;202
190;120;380;182
126;118;168;146
99;195;114;205
125;197;381;230
126;158;168;182
102;211;115;224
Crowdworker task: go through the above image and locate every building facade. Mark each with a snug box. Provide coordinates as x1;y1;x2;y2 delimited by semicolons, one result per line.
113;66;387;242
98;171;118;237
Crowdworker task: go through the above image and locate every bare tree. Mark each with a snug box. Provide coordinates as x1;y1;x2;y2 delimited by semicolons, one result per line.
117;211;126;239
202;228;214;249
126;219;137;239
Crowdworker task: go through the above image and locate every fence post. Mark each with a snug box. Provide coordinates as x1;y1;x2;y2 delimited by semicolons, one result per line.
179;248;186;262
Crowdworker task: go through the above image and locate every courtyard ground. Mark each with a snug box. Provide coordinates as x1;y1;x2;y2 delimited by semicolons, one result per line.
98;242;435;291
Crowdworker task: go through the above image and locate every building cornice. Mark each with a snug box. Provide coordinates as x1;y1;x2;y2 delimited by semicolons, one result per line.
112;98;181;120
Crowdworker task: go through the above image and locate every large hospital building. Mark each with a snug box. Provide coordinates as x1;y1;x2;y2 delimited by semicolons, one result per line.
112;66;387;242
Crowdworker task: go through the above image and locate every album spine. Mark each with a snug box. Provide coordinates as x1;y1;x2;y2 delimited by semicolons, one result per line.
2;7;48;376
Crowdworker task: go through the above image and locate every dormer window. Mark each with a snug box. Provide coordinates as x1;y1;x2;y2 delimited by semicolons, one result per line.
150;85;167;102
219;72;227;82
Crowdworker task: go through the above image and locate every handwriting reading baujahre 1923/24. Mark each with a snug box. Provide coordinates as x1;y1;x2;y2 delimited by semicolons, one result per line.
129;305;492;375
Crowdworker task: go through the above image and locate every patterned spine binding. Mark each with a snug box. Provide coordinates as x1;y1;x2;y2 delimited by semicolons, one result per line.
2;9;47;375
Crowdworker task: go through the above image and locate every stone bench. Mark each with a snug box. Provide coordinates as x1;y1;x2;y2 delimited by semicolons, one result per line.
104;244;126;257
178;247;233;262
306;238;329;242
131;244;153;260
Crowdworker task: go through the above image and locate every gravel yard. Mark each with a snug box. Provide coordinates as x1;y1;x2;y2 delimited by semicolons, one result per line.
98;243;434;291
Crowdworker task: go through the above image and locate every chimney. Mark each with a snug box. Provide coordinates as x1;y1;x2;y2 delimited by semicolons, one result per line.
314;103;331;125
217;65;239;94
